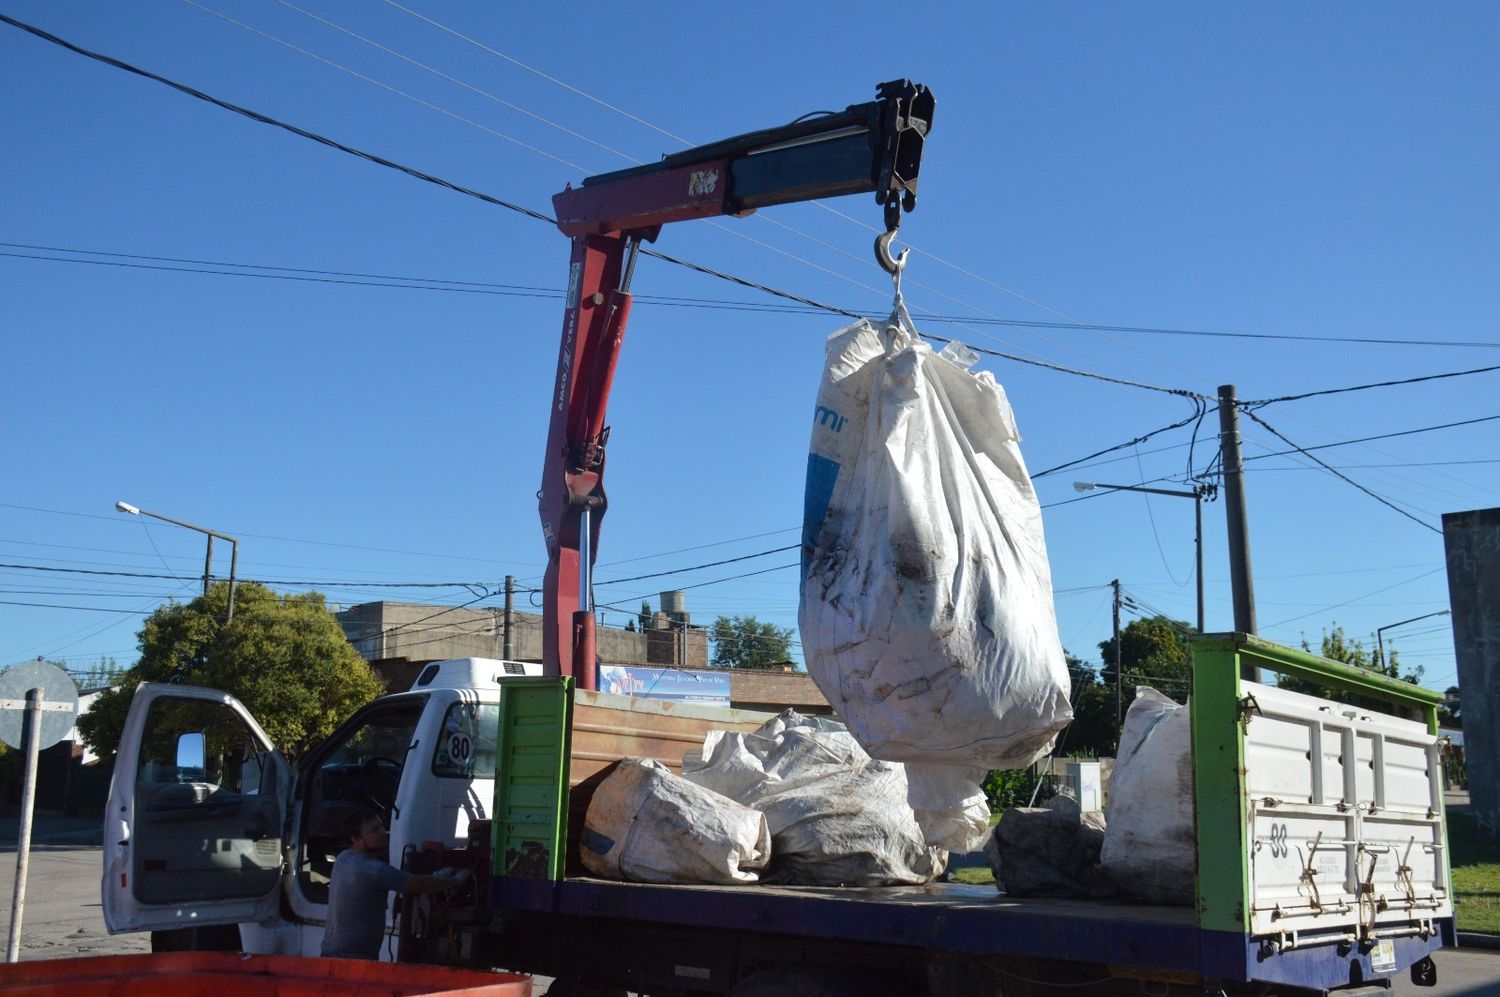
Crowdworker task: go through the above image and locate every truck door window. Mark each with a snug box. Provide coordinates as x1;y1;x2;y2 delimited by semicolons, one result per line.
431;703;499;778
298;697;425;904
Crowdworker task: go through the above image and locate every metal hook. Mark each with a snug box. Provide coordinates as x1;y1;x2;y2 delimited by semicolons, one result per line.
875;200;904;275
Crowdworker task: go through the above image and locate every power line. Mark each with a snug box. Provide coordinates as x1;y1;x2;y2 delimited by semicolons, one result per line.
594;546;800;588
1242;409;1440;535
1243;413;1500;463
1031;400;1206;479
0;13;1202;400
1243;364;1500;407
0;560;530;590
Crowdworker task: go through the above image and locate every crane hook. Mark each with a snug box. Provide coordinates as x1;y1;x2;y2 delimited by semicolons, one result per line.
874;200;905;275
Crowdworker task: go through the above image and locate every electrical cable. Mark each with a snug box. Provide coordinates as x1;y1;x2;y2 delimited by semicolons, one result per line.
1031;401;1206;479
1240;410;1442;535
271;0;637;162
13;240;1489;349
0;13;1204;400
0;560;535;590
1243;364;1500;407
1242;412;1500;463
180;0;592;172
593;546;800;587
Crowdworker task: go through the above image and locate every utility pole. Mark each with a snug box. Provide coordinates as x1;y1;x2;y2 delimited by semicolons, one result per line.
1217;385;1259;681
1112;579;1123;734
502;575;515;660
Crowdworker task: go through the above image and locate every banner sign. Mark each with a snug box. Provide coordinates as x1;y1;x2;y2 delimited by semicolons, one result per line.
598;665;731;705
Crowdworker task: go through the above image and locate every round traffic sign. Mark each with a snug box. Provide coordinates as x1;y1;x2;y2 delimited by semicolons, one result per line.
0;661;79;751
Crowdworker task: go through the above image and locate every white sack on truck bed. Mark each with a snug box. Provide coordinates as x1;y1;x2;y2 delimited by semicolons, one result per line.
799;307;1073;852
682;709;946;886
579;758;771;884
1100;688;1196;905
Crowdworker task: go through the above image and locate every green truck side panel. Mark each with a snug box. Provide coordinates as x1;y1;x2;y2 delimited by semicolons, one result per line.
1189;633;1450;938
1189;639;1249;934
491;677;572;882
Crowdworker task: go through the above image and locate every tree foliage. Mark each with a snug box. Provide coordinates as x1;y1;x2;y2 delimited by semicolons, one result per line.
709;615;794;669
1098;615;1193;705
77;581;383;760
1279;624;1424;707
1060;657;1121;757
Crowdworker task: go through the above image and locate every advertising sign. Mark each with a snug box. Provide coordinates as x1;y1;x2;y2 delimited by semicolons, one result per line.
597;665;731;705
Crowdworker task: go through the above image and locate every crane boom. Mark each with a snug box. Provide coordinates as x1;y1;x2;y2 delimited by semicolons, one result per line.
539;80;934;688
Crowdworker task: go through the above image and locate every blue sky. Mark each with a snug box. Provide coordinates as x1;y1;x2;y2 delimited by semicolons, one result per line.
2;2;1495;696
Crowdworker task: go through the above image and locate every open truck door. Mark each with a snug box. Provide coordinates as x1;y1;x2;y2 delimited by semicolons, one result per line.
103;683;292;934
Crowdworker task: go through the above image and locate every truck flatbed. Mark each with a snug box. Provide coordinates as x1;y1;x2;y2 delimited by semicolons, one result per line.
497;876;1200;973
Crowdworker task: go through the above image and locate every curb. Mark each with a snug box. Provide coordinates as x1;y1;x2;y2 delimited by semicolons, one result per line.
1458;932;1500;951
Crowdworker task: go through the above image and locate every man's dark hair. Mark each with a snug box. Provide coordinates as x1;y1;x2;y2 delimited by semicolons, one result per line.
342;806;382;843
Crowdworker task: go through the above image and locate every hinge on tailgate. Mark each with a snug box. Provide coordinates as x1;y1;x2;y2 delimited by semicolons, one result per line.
1237;693;1261;728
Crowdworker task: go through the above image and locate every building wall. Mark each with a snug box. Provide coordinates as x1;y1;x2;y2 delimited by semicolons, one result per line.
1443;508;1500;835
336;601;707;673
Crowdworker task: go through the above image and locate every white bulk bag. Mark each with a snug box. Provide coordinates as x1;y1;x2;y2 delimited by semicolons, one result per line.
799;307;1072;852
579;758;771;884
682;710;946;886
1100;688;1196;905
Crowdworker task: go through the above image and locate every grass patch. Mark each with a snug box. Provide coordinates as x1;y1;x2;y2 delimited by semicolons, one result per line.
950;866;996;886
1449;810;1500;935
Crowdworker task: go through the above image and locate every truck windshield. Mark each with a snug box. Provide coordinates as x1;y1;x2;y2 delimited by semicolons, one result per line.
431;702;499;779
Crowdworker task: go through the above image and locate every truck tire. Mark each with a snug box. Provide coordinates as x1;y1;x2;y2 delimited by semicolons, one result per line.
730;966;902;997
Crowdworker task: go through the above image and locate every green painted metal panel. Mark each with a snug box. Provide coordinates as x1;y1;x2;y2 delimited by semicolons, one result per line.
1189;632;1449;938
491;677;572;881
1190;638;1249;934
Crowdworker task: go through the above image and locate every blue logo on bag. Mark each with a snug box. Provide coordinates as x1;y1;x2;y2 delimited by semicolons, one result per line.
814;406;846;433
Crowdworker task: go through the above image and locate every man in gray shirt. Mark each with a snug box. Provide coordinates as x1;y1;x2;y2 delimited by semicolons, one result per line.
321;807;463;960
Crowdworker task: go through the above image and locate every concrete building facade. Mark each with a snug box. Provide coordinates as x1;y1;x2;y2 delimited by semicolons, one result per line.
334;596;828;713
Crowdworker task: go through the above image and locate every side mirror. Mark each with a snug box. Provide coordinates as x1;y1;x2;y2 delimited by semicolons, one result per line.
175;731;206;782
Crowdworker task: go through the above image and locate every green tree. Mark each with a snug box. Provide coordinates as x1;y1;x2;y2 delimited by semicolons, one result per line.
1280;624;1425;706
1061;659;1121;757
1439;686;1462;729
710;615;794;669
77;581;383;761
1098;615;1193;705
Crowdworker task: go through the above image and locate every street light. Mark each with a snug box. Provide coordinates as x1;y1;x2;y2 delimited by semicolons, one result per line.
1375;609;1451;671
1073;481;1207;633
115;501;239;622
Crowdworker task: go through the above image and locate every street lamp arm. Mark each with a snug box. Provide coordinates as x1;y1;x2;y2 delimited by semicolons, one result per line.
114;501;239;622
120;504;237;543
1074;482;1200;500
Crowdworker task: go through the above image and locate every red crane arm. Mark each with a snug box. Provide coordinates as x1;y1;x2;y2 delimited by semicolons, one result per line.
539;81;934;689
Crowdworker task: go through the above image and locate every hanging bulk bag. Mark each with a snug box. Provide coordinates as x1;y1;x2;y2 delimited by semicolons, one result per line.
800;307;1072;851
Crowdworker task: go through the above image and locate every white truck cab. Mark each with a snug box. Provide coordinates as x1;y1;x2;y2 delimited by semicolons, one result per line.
101;658;543;957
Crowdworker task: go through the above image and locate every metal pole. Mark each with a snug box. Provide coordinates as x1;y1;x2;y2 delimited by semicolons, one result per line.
226;538;238;623
202;534;214;601
503;575;515;660
1194;487;1205;633
1112;579;1123;733
5;689;43;963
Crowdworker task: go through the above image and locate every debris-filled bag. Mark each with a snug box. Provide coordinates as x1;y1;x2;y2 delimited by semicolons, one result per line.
800;306;1072;852
682;709;946;886
1100;688;1196;905
988;793;1117;899
579;758;771;885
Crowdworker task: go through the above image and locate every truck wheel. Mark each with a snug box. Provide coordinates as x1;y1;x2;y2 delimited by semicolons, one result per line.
149;925;242;952
730;966;902;997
